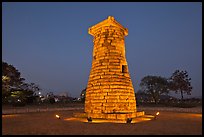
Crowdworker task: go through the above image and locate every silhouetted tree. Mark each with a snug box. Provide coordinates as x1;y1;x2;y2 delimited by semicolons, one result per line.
140;75;170;104
46;92;55;104
2;61;40;104
2;61;25;103
19;82;40;104
169;70;192;101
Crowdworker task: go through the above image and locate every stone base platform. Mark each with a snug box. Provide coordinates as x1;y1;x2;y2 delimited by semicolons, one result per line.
73;111;155;123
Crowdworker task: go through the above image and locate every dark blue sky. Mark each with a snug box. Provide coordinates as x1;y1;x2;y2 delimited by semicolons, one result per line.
2;2;202;98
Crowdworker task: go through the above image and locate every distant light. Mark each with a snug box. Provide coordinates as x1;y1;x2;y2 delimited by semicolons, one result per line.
39;92;41;95
56;115;60;119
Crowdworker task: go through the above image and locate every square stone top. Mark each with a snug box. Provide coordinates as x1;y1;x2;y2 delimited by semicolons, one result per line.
88;16;128;36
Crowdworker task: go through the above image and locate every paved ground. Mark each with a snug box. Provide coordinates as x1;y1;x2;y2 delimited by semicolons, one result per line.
2;107;202;135
2;103;202;114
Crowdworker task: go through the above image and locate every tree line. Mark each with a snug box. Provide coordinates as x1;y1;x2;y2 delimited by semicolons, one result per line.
3;61;193;106
2;61;40;105
80;70;193;104
139;70;192;104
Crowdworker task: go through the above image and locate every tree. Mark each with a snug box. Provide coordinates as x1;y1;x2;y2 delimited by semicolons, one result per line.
2;62;25;87
135;89;150;105
2;75;11;101
2;61;40;104
46;92;55;104
169;70;192;101
2;61;25;103
139;75;169;104
19;82;40;104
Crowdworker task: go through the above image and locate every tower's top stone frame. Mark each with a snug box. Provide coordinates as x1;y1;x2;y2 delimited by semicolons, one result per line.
88;16;128;36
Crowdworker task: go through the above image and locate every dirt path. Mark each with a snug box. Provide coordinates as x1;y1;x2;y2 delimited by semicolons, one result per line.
2;108;202;135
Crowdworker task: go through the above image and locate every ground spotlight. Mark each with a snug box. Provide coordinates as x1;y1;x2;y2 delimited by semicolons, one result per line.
55;115;60;119
126;118;132;123
87;117;92;122
154;112;160;119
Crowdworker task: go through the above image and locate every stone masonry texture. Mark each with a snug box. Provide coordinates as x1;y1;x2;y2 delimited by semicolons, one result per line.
85;16;137;119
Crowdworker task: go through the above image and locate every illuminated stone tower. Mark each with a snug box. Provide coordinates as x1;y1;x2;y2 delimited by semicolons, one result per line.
85;16;140;121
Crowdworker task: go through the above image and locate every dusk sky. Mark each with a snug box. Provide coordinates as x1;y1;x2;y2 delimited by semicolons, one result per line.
2;2;202;98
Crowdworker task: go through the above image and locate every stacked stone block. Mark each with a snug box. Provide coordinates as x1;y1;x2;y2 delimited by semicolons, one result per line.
85;16;137;119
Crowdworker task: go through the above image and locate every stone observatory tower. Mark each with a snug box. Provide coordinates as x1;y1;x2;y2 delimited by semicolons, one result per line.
85;16;140;121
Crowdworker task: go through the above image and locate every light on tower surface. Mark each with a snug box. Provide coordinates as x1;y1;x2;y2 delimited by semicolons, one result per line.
85;16;137;120
71;16;156;123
